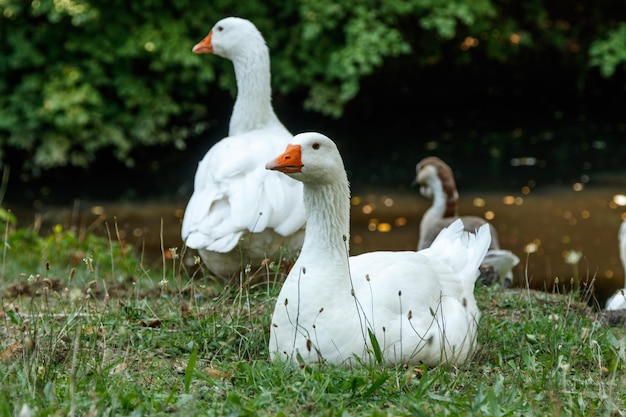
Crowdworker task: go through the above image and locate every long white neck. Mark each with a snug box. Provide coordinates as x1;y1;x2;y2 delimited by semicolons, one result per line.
228;47;284;136
419;176;449;248
300;179;351;262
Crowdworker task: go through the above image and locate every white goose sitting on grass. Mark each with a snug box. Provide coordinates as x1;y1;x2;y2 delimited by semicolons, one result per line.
181;17;305;280
265;132;491;367
605;219;626;311
415;156;519;287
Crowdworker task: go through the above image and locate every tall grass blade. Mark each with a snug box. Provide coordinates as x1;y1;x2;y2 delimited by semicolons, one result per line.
184;344;198;394
367;328;383;365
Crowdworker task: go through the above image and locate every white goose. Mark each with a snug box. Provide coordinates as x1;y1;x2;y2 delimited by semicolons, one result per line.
415;156;519;287
181;17;305;279
265;133;491;367
605;219;626;310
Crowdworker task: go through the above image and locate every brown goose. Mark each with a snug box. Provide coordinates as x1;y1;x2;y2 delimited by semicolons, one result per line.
415;156;519;286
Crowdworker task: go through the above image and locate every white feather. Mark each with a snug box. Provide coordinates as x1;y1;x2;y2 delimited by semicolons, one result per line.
181;18;306;279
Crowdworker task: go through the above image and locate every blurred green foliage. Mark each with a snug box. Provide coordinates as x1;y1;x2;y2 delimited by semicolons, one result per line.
0;0;212;172
0;0;624;172
589;22;626;78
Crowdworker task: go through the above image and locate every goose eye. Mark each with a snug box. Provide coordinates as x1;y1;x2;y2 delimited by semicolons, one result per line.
217;26;223;31
312;142;320;150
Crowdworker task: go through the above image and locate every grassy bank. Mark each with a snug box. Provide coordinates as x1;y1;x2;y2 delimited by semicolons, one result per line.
0;223;624;416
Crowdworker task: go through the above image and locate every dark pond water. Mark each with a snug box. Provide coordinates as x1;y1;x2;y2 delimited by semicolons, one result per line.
7;178;626;308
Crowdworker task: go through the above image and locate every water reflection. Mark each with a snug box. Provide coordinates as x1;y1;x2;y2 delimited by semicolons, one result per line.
6;183;626;307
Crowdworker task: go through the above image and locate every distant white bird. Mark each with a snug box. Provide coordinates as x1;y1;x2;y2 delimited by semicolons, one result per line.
266;132;490;367
414;156;519;287
181;17;306;280
605;219;626;310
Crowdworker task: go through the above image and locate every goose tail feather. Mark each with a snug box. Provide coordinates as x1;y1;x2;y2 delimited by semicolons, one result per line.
427;218;491;286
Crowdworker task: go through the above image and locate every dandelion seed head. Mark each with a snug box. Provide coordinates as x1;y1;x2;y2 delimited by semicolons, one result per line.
564;250;582;265
69;288;82;302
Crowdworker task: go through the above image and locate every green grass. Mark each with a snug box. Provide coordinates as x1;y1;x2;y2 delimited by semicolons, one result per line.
0;222;624;416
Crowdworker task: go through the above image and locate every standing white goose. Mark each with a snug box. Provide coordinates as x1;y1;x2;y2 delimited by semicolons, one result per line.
265;133;491;367
181;17;306;280
415;156;519;287
605;219;626;310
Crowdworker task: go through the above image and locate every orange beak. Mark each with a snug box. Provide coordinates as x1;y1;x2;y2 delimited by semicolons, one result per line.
265;144;303;173
192;31;213;54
